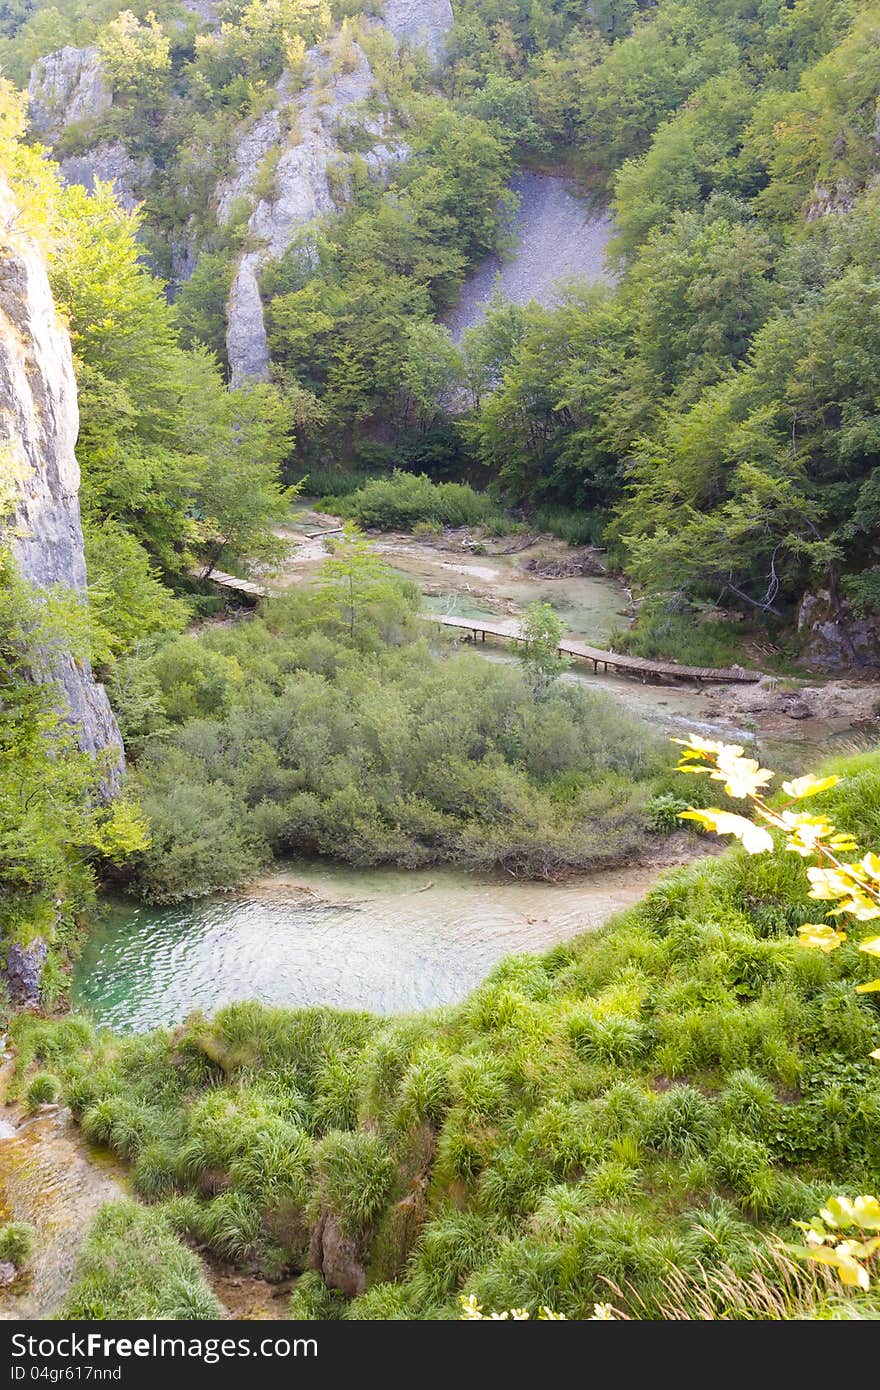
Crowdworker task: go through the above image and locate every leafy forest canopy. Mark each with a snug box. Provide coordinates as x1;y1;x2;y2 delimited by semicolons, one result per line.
3;0;880;629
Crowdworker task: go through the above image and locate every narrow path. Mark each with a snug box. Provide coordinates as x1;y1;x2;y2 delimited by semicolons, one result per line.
425;613;762;685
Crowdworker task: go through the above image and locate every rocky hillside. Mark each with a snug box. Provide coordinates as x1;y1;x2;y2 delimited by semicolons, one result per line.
25;2;455;384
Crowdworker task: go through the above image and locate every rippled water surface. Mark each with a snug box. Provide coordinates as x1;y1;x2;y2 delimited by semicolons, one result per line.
71;862;663;1034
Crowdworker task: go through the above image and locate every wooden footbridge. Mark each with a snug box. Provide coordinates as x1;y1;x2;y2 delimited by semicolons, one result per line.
193;567;760;686
191;566;268;599
424;613;761;686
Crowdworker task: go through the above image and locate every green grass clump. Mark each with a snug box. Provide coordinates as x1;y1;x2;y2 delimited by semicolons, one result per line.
0;1222;35;1267
61;1202;222;1320
611;599;749;669
287;1270;348;1320
532;506;605;547
25;1072;60;1110
312;1132;396;1237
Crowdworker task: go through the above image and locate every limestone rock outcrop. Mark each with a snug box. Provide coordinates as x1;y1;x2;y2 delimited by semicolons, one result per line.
797;589;880;669
27;45;112;141
59;142;155;213
220;2;454;384
0;178;123;772
383;0;454;63
221;39;409;384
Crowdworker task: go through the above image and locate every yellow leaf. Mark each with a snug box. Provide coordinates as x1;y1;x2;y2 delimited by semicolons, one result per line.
861;852;880;880
821;1197;856;1228
798;924;847;953
671;737;735;757
679;809;774;854
711;750;774;800
852;1196;880;1231
807;866;856;900
781;774;840;799
801;1245;870;1288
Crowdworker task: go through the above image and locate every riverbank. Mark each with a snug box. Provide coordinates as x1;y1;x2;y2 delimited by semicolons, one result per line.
9;744;880;1321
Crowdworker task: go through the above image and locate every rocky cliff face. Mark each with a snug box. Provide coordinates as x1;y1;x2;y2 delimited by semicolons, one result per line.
383;0;454;63
797;589;880;669
25;2;455;382
0;178;123;774
27;45;151;212
27;45;112;141
221;39;409;384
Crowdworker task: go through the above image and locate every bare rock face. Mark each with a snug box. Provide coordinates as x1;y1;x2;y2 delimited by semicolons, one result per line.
222;40;409;384
308;1212;368;1298
59;143;155;213
28;48;156;211
4;939;49;1008
797;589;880;669
27;46;112;142
382;0;454;64
0;178;123;775
221;1;455;385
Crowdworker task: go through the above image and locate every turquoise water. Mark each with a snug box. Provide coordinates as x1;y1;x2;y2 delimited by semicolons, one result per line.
70;862;661;1034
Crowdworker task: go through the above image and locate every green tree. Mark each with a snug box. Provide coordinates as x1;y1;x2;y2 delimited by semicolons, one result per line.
400;320;463;432
315;525;412;642
97;10;171;103
518;601;570;698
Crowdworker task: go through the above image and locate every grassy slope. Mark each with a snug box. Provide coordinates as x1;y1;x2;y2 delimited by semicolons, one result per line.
14;751;880;1320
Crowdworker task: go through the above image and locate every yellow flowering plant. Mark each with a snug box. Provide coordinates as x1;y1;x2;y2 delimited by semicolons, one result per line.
674;736;880;1290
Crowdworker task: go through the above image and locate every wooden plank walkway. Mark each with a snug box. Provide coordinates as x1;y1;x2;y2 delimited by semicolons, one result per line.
192;569;761;686
423;613;761;685
190;567;268;599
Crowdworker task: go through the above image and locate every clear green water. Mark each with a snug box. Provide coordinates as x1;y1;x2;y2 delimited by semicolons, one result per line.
70;862;661;1034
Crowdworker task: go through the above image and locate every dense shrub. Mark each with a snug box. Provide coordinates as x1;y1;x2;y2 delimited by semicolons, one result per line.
333;471;510;533
119;584;665;901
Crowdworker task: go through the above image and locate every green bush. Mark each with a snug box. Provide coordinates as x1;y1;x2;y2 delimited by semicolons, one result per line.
25;1071;60;1109
335;471;509;532
532;506;605;547
124;590;664;900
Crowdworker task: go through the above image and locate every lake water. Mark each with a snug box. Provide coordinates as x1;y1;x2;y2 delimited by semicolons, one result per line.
70;862;663;1033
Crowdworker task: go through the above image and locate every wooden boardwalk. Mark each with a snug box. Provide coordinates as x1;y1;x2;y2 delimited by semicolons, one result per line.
424;613;761;685
191;567;268;599
192;569;760;686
